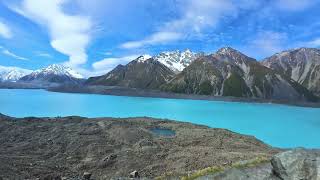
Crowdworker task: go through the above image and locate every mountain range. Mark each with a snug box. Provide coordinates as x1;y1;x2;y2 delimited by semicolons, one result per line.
1;47;319;102
87;47;320;102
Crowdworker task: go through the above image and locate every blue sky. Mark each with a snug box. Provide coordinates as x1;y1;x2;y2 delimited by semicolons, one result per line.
0;0;320;77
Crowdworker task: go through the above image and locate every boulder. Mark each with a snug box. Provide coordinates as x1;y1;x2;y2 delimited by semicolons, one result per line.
271;149;320;180
129;170;140;178
83;172;92;180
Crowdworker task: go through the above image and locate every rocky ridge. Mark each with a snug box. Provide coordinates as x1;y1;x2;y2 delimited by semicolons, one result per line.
20;64;83;84
161;47;317;102
262;48;320;96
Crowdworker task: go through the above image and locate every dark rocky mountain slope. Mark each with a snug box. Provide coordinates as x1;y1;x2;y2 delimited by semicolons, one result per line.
86;56;175;89
262;48;320;96
162;47;318;102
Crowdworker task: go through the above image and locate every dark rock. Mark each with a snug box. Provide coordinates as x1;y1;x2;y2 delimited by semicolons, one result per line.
98;154;117;168
129;170;140;178
83;172;92;180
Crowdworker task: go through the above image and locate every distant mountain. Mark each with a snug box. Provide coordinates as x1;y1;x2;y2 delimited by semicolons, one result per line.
0;65;32;82
86;56;175;89
162;47;317;102
262;48;320;96
20;64;83;84
154;49;202;73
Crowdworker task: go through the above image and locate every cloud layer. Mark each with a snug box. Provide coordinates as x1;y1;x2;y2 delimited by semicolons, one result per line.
120;0;257;49
15;0;92;67
0;21;12;39
92;54;141;74
0;46;28;61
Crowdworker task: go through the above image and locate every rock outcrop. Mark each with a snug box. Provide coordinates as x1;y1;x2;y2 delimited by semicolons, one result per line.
202;149;320;180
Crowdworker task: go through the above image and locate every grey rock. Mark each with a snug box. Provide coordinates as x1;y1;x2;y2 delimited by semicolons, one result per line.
271;149;320;180
83;172;92;180
129;170;140;178
205;149;320;180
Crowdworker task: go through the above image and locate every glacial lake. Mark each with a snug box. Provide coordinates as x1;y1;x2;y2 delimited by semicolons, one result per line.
1;89;320;148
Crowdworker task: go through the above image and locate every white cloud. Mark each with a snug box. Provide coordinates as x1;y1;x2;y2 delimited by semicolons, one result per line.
103;51;112;56
92;54;141;74
274;0;315;11
1;48;28;61
0;21;13;39
13;0;92;67
120;0;258;49
35;51;52;58
244;31;288;58
306;38;320;47
121;32;183;49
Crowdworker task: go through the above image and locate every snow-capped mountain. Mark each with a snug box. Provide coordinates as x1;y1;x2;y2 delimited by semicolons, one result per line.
0;65;32;82
162;47;318;102
153;49;200;73
32;64;83;79
20;64;84;84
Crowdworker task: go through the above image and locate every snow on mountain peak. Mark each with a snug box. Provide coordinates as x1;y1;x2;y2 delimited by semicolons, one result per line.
32;64;83;79
136;54;152;62
154;49;199;72
0;65;32;82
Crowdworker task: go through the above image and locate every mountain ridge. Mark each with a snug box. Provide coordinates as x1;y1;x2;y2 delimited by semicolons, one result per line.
262;47;320;96
19;64;84;84
86;57;175;89
0;65;32;82
87;47;318;102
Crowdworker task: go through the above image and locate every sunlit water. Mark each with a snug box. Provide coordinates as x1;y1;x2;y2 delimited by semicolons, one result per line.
1;89;320;148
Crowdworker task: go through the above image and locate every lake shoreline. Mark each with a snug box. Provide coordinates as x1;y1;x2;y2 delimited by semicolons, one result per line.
1;81;320;107
48;85;320;108
0;113;280;179
2;114;320;179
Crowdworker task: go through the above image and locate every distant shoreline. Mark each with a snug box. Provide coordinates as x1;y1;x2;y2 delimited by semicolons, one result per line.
47;85;320;108
1;82;320;108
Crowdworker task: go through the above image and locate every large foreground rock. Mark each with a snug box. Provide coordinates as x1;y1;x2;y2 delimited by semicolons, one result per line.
271;149;320;180
204;149;320;180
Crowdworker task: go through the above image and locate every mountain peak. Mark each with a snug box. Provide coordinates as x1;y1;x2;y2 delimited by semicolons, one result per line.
216;47;241;55
33;64;83;79
136;54;152;62
154;49;199;72
0;65;32;82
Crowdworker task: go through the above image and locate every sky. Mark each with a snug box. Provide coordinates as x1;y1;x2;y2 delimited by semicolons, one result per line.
0;0;320;77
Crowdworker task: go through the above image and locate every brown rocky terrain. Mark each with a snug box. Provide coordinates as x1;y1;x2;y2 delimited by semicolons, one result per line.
0;114;278;179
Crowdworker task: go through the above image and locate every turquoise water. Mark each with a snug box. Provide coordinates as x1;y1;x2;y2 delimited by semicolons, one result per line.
150;128;176;137
1;89;320;148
